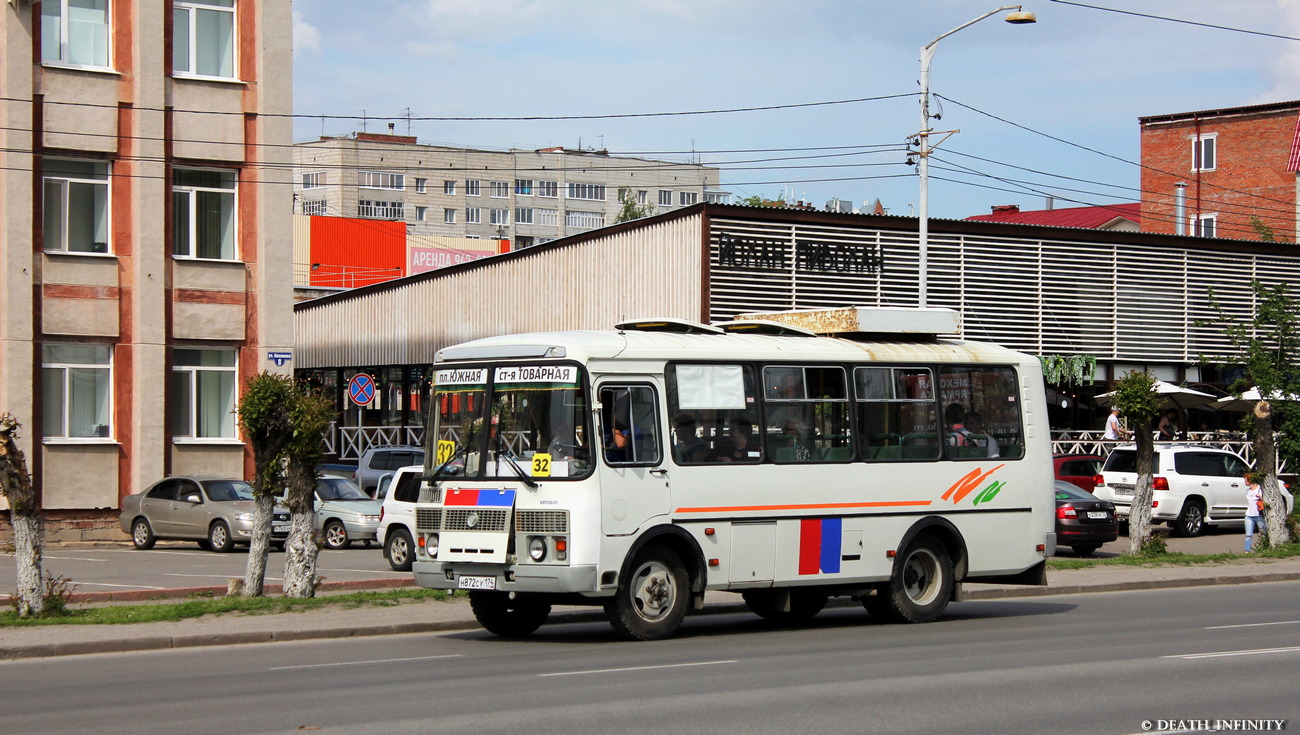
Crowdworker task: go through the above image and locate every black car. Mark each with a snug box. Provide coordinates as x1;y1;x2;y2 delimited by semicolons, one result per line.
1055;480;1118;557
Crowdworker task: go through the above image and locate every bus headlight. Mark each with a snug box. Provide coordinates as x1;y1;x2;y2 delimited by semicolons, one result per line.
423;533;439;557
528;536;547;562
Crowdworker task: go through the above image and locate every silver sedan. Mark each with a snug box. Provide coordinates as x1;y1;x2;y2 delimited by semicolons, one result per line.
120;476;290;553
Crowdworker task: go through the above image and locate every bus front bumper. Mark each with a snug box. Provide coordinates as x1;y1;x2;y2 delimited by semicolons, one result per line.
413;561;600;595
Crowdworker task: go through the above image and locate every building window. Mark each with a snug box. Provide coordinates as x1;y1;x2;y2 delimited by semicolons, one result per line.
42;343;112;439
489;181;510;198
637;190;648;204
359;171;404;190
537;208;558;227
465;180;481;196
172;348;237;439
443;180;456;195
537;181;558;198
414;178;427;194
567;183;605;201
703;190;730;204
565;210;604;229
173;168;236;260
301;199;327;216
515;179;533;195
357;200;403;219
658;190;673;206
415;206;427;222
41;0;111;69
301;171;325;189
173;0;236;79
1194;213;1217;238
679;191;698;206
1192;134;1216;172
515;208;534;225
444;208;456;224
490;208;509;226
466;207;481;224
43;159;109;254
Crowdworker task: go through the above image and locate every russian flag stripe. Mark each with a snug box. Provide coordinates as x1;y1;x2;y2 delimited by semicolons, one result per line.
798;518;822;575
444;489;479;506
819;518;842;574
443;488;516;507
476;490;516;507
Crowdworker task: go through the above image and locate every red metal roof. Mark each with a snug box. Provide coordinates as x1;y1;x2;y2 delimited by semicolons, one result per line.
965;202;1140;229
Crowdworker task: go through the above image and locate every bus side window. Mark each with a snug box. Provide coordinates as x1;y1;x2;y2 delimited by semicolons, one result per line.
600;385;661;466
937;365;1024;461
855;366;938;462
762;365;851;464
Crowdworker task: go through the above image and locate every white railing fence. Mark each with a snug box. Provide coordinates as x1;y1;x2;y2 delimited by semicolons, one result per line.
1050;430;1288;474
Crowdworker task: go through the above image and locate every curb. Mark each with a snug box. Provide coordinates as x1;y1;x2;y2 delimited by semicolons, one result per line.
58;577;417;604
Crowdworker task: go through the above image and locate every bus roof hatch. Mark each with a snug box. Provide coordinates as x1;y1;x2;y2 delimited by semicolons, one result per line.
615;318;726;335
733;306;960;336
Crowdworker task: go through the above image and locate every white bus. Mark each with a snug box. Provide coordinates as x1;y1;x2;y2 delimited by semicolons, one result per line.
411;308;1055;640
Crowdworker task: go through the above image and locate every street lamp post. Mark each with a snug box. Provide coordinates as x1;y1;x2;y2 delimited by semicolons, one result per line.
916;6;1035;307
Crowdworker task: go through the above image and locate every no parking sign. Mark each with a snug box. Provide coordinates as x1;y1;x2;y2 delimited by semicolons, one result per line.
348;373;376;406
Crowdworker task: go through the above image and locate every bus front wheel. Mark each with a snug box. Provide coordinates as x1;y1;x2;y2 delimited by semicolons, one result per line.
607;545;689;641
468;590;551;637
878;535;953;624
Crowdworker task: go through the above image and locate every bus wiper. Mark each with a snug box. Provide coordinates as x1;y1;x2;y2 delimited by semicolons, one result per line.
428;443;470;486
498;453;539;488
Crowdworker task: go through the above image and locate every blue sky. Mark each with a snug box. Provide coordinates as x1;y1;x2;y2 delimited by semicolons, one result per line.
291;1;1300;220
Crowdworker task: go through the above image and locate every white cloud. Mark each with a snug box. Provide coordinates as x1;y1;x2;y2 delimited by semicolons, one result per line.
293;10;321;55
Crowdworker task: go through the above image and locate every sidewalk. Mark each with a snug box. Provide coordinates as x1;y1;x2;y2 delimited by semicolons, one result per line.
4;555;1300;660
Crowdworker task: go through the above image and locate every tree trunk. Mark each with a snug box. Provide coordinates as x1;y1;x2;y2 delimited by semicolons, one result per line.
241;492;274;597
1254;401;1291;545
1128;420;1156;555
281;512;320;598
1;416;45;616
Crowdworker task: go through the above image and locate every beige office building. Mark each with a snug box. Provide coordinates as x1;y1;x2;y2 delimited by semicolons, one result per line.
1;1;294;537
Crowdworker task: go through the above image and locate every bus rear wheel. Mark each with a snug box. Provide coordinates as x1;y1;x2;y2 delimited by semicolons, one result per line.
468;591;551;637
878;535;953;624
607;545;689;641
742;589;827;624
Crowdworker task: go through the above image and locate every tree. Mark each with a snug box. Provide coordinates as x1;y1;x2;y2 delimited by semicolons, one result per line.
613;188;657;223
237;373;295;597
0;415;44;616
280;384;336;598
1110;371;1163;555
737;194;787;208
1202;280;1300;545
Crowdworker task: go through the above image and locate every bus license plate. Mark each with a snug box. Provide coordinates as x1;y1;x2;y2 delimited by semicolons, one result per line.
457;576;496;591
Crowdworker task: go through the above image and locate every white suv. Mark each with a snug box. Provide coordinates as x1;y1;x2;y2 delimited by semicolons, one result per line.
378;465;424;572
1093;444;1293;537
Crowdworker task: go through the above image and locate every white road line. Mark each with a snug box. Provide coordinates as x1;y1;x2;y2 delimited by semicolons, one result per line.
1204;619;1300;630
269;654;462;671
538;660;740;678
70;582;168;590
43;555;111;562
316;568;405;575
161;573;284;581
1164;645;1300;660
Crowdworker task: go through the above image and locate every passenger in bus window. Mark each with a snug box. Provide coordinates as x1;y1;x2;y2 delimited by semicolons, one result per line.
945;403;972;446
965;412;1000;458
672;414;709;463
712;418;760;462
781;420;812;462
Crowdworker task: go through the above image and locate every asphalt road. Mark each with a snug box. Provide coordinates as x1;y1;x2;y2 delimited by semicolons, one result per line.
2;581;1297;735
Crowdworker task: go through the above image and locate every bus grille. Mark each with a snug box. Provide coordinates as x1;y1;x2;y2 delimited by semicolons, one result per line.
444;508;510;532
415;508;442;532
516;510;568;534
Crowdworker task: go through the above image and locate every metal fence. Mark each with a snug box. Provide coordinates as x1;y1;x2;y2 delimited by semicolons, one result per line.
327;423;426;460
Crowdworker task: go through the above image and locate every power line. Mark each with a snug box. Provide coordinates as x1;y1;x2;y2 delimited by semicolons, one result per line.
1046;0;1300;43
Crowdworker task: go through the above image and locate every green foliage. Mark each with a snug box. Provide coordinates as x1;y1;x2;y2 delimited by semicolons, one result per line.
737;193;786;208
1110;370;1162;427
1249;216;1283;243
283;383;337;514
6;575;75;618
1039;354;1097;386
237;372;295;495
1137;533;1168;557
613;188;658;223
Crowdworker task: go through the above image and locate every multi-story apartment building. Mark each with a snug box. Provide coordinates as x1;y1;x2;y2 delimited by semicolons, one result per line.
1;1;294;536
294;132;729;249
1140;100;1300;242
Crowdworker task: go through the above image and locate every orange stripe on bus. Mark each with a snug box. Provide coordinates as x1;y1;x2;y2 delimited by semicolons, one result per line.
674;500;934;514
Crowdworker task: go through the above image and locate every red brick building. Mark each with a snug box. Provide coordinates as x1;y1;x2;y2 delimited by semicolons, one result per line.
1139;100;1300;242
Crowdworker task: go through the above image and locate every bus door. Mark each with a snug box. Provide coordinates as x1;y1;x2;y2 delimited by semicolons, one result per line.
596;382;668;536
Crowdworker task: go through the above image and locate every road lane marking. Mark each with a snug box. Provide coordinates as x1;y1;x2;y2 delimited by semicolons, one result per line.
316;568;407;575
71;582;167;590
269;654;462;671
1164;645;1300;660
43;555;111;562
538;660;740;678
1204;620;1300;630
161;573;285;581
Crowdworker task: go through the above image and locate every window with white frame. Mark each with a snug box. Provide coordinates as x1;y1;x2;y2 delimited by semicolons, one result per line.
357;200;403;219
415;206;427;221
466;207;481;223
515;179;533;195
465;180;481;196
414;178;427;193
444;180;457;195
173;0;235;79
444;208;456;224
679;191;698;206
301;171;325;189
41;0;111;69
658;190;673;206
490;208;509;225
172;348;237;439
515;207;534;225
301;199;327;216
359;171;404;190
637;190;648;204
536;208;558;226
567;182;605;201
489;181;510;198
703;191;730;204
43;159;110;254
565;210;604;229
1194;213;1217;238
1192;134;1217;172
173;168;236;260
537;180;558;198
42;343;112;439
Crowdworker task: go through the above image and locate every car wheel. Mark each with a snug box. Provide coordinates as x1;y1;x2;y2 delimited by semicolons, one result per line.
606;545;690;641
130;517;156;550
469;590;551;637
323;520;351;550
742;589;827;624
208;521;234;553
877;535;953;624
1174;500;1206;537
1071;544;1100;557
386;529;414;572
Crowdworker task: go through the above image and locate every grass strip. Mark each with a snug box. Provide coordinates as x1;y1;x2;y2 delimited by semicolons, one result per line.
1047;542;1300;571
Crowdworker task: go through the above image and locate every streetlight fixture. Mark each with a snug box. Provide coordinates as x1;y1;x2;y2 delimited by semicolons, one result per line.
916;5;1036;307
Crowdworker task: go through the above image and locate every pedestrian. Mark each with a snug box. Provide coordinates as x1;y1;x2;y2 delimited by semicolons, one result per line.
1103;406;1131;441
1244;471;1266;552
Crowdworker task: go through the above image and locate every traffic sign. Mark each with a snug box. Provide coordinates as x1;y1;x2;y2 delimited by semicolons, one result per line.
348;373;376;406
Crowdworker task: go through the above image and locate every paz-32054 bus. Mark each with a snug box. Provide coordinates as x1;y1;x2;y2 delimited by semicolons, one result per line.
411;307;1054;640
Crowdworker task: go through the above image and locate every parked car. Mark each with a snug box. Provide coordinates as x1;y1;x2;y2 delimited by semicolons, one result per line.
378;465;424;571
1055;480;1118;556
120;476;290;552
1054;453;1104;492
311;476;382;550
1092;443;1295;537
354;445;425;496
